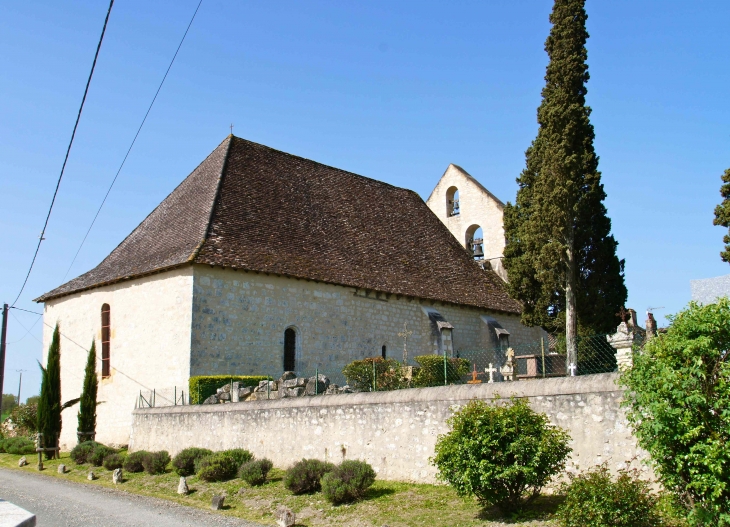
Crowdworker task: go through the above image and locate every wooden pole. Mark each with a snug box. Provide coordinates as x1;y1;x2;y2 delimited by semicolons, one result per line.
0;304;8;417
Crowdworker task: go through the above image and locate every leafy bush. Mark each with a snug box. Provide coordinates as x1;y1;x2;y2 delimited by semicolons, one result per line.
70;441;96;464
321;460;376;504
102;453;125;471
88;444;116;467
70;441;114;466
621;299;730;526
431;397;571;513
285;458;336;494
342;357;406;392
238;458;273;486
2;403;37;437
197;452;239;482
556;465;661;527
188;375;270;404
221;448;253;466
142;450;170;475
412;355;470;387
172;447;213;476
0;437;36;455
123;450;149;473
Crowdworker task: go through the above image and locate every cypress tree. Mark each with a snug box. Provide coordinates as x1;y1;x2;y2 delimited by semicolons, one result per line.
503;0;627;366
713;168;730;263
37;323;62;459
77;340;98;443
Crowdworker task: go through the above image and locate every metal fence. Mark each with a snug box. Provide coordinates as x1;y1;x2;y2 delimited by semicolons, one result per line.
138;334;619;406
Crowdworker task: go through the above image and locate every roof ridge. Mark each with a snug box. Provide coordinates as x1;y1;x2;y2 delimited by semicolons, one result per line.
188;135;234;261
230;136;413;194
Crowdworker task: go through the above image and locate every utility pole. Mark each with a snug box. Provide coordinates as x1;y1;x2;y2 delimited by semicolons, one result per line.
0;304;7;416
17;370;26;407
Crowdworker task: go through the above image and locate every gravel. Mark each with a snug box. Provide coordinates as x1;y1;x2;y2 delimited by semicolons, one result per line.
0;468;266;527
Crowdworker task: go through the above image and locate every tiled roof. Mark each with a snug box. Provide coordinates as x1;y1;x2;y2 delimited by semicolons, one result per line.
36;136;521;314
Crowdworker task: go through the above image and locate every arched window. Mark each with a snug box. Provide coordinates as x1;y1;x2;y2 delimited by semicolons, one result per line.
101;304;111;378
446;186;460;216
284;327;297;372
381;345;387;359
465;224;484;260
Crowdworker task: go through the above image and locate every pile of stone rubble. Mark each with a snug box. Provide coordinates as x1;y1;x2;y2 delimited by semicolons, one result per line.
202;371;353;404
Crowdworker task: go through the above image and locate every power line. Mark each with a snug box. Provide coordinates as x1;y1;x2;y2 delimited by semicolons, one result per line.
62;0;204;283
11;0;115;308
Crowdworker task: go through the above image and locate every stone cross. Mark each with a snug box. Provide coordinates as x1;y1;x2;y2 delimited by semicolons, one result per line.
616;306;629;323
397;322;413;363
230;123;234;134
485;363;497;383
568;362;577;376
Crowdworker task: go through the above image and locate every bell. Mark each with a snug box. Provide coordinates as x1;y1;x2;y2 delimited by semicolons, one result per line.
472;243;484;259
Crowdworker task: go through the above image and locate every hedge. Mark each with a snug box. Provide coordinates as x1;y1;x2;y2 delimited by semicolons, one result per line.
189;375;270;404
412;355;470;387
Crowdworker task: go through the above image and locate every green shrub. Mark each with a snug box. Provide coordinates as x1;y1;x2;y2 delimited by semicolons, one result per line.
198;453;239;482
5;403;38;437
142;450;170;475
342;357;406;392
188;375;270;404
321;460;376;504
556;465;661;527
70;441;114;466
412;355;470;387
102;453;125;471
70;441;96;464
123;450;149;473
88;444;116;467
221;448;253;466
621;299;730;526
431;397;571;513
238;458;273;486
0;437;36;455
172;447;213;476
284;458;335;494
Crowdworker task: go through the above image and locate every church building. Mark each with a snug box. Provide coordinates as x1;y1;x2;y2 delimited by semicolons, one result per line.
36;135;543;448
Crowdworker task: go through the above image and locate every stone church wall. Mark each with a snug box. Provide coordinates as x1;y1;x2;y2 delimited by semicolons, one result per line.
42;267;195;449
129;373;647;484
190;266;543;382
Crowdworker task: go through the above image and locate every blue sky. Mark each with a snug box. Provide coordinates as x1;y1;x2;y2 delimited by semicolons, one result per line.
1;0;728;397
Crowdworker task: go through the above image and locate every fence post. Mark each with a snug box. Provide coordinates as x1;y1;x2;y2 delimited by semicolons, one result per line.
153;389;156;408
267;375;270;400
174;386;177;406
541;337;546;378
443;352;447;386
315;367;319;395
372;361;376;392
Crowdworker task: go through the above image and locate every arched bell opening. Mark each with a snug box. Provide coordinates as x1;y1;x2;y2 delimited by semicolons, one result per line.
446;186;460;217
465;225;484;260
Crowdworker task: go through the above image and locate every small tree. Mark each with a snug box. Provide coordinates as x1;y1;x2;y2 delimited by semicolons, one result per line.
77;340;98;443
621;299;730;526
431;398;571;513
713;168;730;263
37;323;62;459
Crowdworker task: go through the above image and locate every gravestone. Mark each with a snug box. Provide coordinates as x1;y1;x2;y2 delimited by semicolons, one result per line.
112;468;123;484
57;464;66;474
87;471;96;481
18;457;28;467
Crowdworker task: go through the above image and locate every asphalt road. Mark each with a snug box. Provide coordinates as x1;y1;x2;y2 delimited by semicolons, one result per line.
0;468;267;527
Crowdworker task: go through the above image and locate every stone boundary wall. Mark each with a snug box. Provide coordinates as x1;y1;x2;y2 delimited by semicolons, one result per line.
129;373;647;483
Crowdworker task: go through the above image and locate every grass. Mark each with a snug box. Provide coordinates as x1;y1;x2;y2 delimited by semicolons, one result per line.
0;452;560;526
